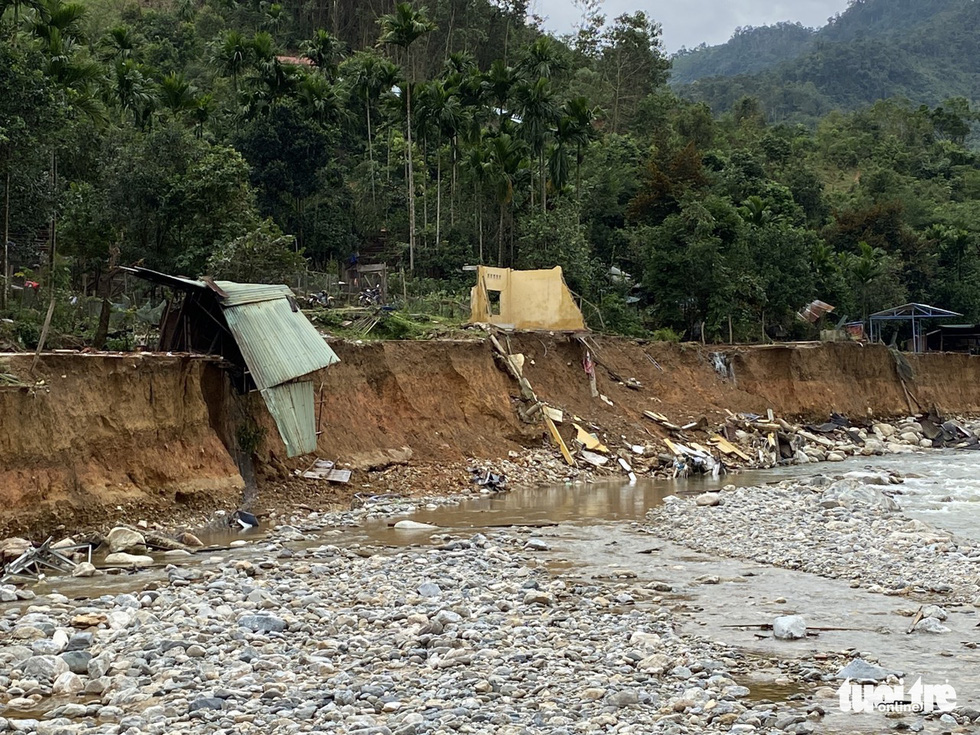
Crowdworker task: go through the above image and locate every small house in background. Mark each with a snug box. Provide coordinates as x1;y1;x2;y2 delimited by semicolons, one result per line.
927;324;980;354
123;266;339;457
469;266;587;332
868;303;963;354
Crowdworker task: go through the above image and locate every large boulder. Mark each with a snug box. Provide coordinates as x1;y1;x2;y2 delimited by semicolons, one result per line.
772;615;807;640
20;655;69;682
0;537;32;562
105;527;146;554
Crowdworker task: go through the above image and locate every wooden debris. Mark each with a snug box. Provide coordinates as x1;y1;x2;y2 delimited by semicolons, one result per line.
709;434;752;461
545;416;575;466
573;423;608;453
542;406;563;423
906;606;924;635
643;411;683;431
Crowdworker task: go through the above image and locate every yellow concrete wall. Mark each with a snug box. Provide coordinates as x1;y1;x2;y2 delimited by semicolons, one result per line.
469;266;587;331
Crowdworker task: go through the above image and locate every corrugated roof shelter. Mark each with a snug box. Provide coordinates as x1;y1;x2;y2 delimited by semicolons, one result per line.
123;267;338;457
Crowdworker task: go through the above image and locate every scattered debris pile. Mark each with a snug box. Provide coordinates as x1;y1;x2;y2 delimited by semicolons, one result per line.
1;537;90;585
468;466;507;493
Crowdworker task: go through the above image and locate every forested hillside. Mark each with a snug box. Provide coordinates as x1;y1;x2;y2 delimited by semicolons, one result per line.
674;0;980;124
1;0;980;349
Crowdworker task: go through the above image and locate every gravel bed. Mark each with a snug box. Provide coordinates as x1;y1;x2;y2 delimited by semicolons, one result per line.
645;473;980;604
0;522;838;735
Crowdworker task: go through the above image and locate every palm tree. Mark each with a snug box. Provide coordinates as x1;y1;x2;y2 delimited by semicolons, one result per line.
518;36;567;81
513;77;557;212
159;72;196;120
191;93;213;138
98;24;138;62
418;79;461;248
113;59;156;129
485;133;528;266
348;50;399;206
302;28;344;79
486;59;518;128
464;142;490;263
214;30;252;93
562;96;597;200
378;1;436;272
296;71;340;125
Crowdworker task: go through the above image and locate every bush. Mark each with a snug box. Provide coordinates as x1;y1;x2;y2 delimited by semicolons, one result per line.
651;327;682;342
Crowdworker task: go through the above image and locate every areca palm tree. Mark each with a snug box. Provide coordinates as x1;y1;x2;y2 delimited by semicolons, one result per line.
417;79;461;247
485;133;528;266
302;29;344;80
347;50;399;206
518;36;567;81
296;72;341;125
98;24;138;62
113;58;156;129
378;1;436;272
213;29;252;93
159;72;196;120
513;77;557;212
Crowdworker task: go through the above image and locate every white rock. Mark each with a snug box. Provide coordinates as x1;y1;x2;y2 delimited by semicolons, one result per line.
103;552;154;568
393;520;439;530
105;527;146;554
915;616;950;634
72;562;98;577
772;615;807;640
696;492;721;507
52;671;84;695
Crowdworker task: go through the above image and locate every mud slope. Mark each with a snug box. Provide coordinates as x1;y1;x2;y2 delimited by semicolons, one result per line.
0;353;243;536
4;337;980;536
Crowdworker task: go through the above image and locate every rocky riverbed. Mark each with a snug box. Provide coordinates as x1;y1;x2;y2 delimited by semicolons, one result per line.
644;471;980;606
4;446;980;734
0;516;846;735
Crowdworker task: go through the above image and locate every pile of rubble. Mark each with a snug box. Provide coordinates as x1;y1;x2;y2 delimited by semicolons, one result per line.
643;409;979;477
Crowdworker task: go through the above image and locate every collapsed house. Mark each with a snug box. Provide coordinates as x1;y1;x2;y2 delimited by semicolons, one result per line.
469;266;587;332
123;267;338;457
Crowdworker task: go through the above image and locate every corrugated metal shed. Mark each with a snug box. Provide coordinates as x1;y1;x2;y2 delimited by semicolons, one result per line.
219;283;339;391
261;381;317;457
123;268;340;458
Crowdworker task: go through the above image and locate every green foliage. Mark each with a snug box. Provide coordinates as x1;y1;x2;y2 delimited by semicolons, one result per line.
206;219;305;283
674;0;980;125
651;327;681;342
2;0;980;350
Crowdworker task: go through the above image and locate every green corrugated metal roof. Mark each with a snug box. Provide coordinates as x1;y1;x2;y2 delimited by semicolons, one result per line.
220;287;339;391
261;380;316;457
215;281;292;307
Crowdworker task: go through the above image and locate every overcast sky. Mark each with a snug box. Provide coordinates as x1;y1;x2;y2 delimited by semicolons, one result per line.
531;0;853;53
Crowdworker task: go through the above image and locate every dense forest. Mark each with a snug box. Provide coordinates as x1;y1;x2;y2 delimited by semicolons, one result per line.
1;0;980;349
673;0;980;125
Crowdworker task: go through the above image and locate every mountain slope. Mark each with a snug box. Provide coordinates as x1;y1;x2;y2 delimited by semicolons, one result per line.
671;0;980;121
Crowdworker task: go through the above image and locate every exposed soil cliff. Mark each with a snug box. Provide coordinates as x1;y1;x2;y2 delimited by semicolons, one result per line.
2;338;978;536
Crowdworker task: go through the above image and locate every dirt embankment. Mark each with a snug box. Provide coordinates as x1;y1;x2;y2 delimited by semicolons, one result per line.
2;338;979;536
0;353;243;536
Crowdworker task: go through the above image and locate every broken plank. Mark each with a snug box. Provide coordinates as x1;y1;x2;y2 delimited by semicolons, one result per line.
573;422;608;453
709;434;751;461
545;416;576;466
798;430;835;448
